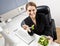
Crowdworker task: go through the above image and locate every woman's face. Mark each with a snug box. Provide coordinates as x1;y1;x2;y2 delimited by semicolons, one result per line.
26;6;37;19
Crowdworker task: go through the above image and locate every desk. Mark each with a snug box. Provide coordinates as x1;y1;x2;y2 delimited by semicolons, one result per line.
1;30;60;46
28;34;60;46
16;34;60;46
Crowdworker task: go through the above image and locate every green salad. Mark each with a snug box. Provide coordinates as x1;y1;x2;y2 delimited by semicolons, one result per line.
31;25;34;30
38;35;49;46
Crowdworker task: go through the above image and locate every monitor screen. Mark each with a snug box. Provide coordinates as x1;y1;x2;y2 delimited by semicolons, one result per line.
0;0;28;15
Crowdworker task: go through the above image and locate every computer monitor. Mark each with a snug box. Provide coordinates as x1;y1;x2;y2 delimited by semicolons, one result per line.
0;0;28;15
0;0;28;22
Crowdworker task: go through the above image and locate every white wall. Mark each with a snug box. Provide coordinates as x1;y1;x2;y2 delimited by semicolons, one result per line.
28;0;60;27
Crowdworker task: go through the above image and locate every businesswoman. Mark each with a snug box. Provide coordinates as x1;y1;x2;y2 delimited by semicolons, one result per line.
21;2;53;42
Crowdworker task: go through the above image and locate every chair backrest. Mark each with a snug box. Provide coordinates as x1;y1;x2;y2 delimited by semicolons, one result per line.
37;5;51;23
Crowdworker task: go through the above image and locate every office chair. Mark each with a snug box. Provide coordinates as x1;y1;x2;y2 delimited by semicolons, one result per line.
37;5;57;41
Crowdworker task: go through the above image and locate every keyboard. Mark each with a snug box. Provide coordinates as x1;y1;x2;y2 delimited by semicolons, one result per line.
14;29;35;45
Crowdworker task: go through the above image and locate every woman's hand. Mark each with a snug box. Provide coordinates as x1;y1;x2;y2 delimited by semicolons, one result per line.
22;25;31;32
47;36;53;44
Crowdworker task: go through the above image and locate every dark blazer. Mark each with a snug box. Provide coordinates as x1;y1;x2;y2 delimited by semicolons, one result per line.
21;13;54;39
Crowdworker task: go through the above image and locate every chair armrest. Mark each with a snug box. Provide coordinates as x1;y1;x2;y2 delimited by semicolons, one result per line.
50;19;57;40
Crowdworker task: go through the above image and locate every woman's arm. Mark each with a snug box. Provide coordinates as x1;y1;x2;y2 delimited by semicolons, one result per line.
42;14;54;40
21;20;34;36
36;13;54;40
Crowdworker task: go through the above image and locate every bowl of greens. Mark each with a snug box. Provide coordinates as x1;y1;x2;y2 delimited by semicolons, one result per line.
38;35;49;46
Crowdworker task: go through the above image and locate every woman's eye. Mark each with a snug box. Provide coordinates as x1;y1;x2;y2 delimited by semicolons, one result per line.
29;10;31;12
33;9;35;11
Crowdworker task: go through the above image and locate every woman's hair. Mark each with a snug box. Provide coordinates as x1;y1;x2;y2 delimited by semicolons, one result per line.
26;2;37;10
